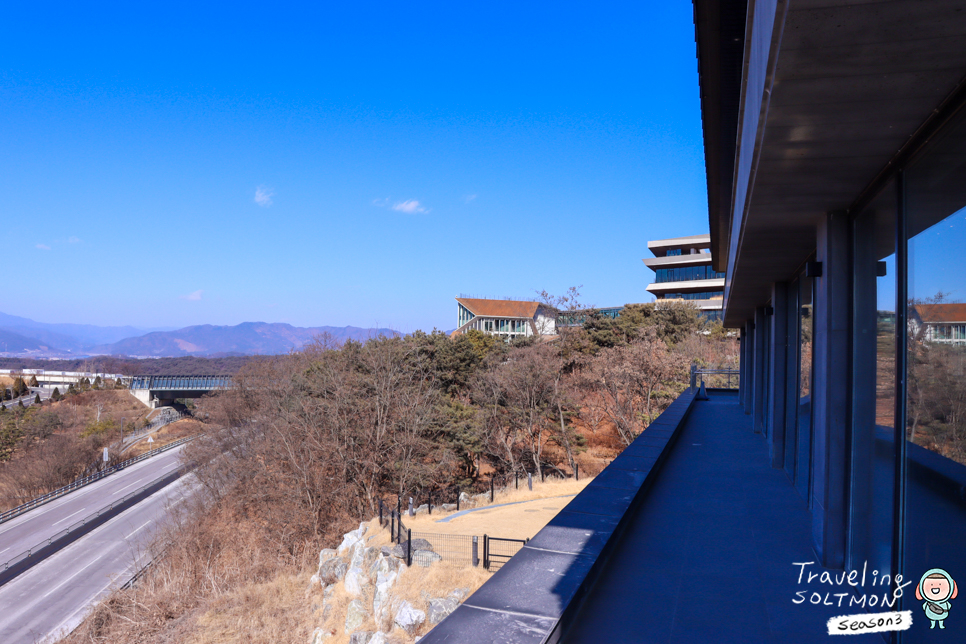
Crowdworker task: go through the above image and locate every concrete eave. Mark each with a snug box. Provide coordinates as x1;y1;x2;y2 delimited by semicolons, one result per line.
646;278;725;295
642;254;714;269
697;0;966;326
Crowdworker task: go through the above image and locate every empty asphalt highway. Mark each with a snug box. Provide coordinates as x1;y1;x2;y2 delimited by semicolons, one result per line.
0;444;186;570
0;472;198;644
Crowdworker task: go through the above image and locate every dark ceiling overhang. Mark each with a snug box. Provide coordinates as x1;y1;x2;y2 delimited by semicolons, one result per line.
694;0;966;326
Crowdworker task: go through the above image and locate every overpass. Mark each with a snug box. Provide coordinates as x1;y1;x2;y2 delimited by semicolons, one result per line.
129;375;232;408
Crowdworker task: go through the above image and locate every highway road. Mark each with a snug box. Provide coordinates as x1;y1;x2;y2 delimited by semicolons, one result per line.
0;444;186;566
0;473;198;644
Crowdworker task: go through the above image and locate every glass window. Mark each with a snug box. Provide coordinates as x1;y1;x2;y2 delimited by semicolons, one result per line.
796;274;814;502
902;106;966;637
849;182;897;581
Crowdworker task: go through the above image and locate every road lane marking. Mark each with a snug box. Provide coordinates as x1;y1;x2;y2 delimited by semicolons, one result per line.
51;507;86;526
41;556;101;598
125;520;153;540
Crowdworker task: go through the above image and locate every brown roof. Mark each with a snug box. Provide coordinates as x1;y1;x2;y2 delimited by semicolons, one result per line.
914;303;966;323
456;298;541;318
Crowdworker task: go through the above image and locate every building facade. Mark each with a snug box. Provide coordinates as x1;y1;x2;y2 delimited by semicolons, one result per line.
453;298;556;340
694;0;966;640
642;234;725;321
910;303;966;345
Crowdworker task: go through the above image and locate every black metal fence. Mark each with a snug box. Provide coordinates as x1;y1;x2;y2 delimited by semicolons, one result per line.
411;531;479;568
376;498;525;571
483;535;528;571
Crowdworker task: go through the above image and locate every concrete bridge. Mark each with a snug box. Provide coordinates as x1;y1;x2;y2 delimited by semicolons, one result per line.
129;375;232;408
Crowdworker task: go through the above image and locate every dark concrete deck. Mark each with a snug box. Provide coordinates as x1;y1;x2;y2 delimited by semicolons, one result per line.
563;392;881;644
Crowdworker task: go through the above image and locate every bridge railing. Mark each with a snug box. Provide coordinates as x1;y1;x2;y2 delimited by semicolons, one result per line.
129;375;233;390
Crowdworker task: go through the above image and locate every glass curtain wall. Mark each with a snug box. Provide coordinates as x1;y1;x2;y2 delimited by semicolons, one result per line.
901;106;966;638
849;185;897;583
796;275;814;503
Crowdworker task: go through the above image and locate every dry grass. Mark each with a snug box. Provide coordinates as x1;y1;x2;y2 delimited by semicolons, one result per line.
186;573;314;644
125;419;205;457
402;476;592;538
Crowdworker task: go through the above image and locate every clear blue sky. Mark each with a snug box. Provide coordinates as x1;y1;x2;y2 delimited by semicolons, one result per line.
4;1;709;333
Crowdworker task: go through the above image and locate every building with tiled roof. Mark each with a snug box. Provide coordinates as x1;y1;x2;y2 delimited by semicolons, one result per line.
452;297;557;340
911;303;966;344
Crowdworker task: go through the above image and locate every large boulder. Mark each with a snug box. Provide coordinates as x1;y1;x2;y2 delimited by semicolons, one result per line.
309;627;333;643
318;558;348;586
368;634;387;644
440;503;457;511
318;548;338;566
428;597;459;625
349;631;372;644
450;587;471;601
390;538;433;559
345;599;370;634
372;568;399;630
344;565;371;597
338;524;368;556
414;550;442;567
393;600;426;636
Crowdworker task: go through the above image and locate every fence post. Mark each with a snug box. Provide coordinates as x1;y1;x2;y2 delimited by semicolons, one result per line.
472;535;479;567
483;534;488;570
575;463;579;481
690;364;697;391
390;510;395;541
541;468;544;483
456;487;460;512
490;478;494;502
528;472;532;491
406;528;412;567
408;496;414;517
397;495;401;519
379;499;384;525
515;471;518;489
428;491;432;515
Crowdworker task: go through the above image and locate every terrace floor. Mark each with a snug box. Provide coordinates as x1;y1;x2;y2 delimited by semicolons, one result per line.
562;392;882;644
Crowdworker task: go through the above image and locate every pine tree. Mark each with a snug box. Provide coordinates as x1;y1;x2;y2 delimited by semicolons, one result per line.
28;375;39;387
52;387;61;401
18;400;25;408
34;393;41;405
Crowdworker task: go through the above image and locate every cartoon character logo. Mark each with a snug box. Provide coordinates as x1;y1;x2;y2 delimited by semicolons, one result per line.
916;568;958;629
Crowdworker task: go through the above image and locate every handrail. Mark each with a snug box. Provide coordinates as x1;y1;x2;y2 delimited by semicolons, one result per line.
0;435;197;525
689;364;740;390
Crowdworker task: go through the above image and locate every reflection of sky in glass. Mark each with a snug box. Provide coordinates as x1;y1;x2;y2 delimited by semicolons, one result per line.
909;207;966;303
877;255;896;312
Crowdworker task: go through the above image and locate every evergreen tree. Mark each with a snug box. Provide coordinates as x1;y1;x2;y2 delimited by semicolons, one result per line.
28;375;39;387
52;387;61;401
18;400;25;409
93;376;102;389
34;393;41;405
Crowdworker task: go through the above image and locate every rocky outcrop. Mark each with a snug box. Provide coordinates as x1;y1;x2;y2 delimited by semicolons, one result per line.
345;599;370;634
318;557;349;586
310;521;462;644
393;600;426;636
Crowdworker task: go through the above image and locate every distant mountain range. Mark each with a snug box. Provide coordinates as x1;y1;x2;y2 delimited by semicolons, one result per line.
0;312;399;358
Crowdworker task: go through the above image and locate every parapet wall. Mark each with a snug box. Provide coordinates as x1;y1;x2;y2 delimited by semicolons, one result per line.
420;388;698;644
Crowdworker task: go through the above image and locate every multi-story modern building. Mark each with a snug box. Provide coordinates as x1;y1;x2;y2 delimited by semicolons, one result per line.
642;234;725;321
452;297;557;340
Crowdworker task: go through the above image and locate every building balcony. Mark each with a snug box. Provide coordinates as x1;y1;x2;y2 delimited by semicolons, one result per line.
646;278;725;296
423;390;966;642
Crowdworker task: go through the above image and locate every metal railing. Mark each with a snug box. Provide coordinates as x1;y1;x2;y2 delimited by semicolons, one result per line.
483;535;528;571
124;411;186;445
689;365;740;391
0;435;197;525
0;466;185;586
129;375;232;390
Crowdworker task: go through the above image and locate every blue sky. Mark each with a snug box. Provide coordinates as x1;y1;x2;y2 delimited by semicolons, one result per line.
4;1;709;333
